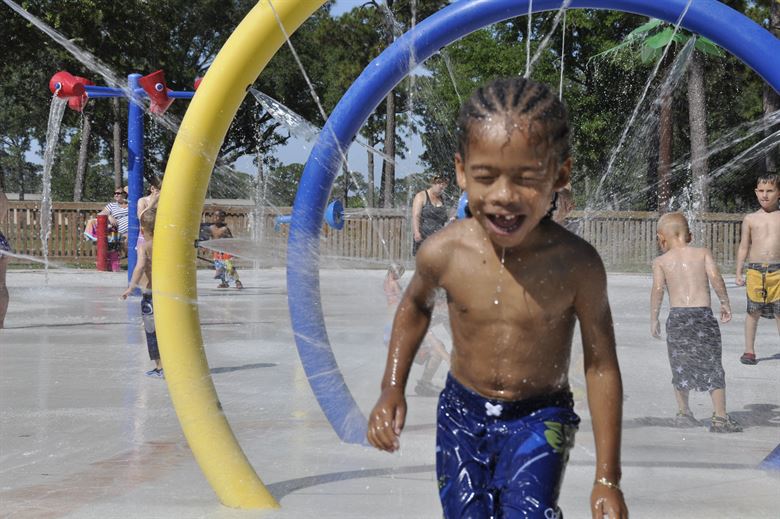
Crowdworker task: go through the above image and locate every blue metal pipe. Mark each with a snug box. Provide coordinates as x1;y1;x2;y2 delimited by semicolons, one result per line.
287;0;780;444
84;85;126;96
168;91;196;99
85;85;194;99
126;73;144;283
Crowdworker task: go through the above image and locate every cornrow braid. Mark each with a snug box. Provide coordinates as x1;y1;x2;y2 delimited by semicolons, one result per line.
456;77;570;163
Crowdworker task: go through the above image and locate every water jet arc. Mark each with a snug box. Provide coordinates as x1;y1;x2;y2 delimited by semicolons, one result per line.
287;0;780;444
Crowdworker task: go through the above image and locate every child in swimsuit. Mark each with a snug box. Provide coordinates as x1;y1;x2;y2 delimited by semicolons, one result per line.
121;209;162;378
208;210;243;289
368;77;627;518
0;195;9;329
735;174;780;364
651;212;741;433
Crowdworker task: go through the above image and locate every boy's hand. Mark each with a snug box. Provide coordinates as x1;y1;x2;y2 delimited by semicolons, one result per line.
735;273;745;286
720;304;732;323
367;387;407;452
592;485;628;519
650;319;661;339
120;289;132;300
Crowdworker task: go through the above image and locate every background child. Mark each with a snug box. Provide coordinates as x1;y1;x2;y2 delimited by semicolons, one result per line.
121;208;162;378
735;174;780;364
0;188;10;328
383;263;450;397
208;210;243;289
368;77;627;518
650;212;741;433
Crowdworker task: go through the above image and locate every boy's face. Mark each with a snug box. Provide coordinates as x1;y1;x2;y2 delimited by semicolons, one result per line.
755;181;779;212
455;119;570;249
212;212;225;224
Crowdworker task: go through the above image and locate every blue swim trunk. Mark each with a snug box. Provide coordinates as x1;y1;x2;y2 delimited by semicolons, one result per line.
436;373;579;519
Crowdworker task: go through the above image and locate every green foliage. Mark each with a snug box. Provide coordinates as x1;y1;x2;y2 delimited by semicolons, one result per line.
1;0;773;215
263;162;304;207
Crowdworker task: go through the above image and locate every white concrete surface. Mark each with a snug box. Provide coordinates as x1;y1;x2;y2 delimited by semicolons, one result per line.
1;268;778;518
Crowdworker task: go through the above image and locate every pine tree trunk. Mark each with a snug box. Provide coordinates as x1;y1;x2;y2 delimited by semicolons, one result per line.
382;0;396;208
658;92;673;212
382;92;396;208
73;115;91;202
112;98;122;189
687;52;709;212
367;140;375;207
646;105;660;211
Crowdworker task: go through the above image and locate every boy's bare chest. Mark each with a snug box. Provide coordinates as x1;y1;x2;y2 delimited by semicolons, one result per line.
443;259;574;323
750;213;780;256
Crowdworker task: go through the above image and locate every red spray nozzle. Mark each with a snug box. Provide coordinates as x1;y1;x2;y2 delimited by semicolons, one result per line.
138;70;174;115
49;71;86;98
67;76;94;112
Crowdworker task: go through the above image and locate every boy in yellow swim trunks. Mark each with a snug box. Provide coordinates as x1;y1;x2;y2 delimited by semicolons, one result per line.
735;174;780;364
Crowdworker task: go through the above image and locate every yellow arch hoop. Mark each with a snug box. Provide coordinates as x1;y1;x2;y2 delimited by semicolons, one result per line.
152;0;326;509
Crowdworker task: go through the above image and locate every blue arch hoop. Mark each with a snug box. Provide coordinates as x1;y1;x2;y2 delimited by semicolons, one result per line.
287;0;780;444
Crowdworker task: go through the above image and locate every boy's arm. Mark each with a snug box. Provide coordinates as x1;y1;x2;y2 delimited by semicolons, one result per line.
650;259;665;338
705;249;731;323
368;243;441;452
735;217;751;285
121;243;147;299
574;250;628;518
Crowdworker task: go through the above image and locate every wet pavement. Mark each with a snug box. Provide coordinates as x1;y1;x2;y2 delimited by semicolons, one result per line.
1;268;778;518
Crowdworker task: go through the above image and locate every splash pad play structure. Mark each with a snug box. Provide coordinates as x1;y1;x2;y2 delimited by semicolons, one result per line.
48;69;197;278
146;0;780;509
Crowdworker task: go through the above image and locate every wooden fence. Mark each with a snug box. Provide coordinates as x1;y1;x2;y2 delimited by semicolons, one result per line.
1;202;745;271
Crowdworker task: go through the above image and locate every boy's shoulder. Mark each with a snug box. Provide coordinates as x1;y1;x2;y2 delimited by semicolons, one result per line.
544;220;601;260
743;209;766;221
416;219;468;257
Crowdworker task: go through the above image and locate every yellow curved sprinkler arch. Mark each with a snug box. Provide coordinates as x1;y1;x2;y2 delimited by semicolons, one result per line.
152;0;326;509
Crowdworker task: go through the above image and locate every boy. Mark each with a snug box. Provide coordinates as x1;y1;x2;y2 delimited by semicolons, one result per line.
0;188;9;328
735;174;780;364
368;78;627;518
650;213;741;433
208;210;243;289
121;208;162;377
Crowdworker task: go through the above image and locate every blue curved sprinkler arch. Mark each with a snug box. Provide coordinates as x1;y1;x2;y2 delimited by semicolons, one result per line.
287;0;780;444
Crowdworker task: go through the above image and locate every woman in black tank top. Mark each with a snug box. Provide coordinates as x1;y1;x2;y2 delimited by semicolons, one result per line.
412;175;449;255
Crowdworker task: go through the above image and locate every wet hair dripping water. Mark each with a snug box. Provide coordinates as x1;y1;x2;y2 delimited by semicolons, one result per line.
457;77;570;163
456;77;572;218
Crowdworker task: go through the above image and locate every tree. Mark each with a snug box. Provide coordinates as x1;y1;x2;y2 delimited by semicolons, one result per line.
264;163;305;207
593;18;723;211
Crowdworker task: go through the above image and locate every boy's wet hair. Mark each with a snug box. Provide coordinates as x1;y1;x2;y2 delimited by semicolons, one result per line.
141;208;156;236
757;174;778;187
456;77;570;163
657;212;690;238
430;174;446;185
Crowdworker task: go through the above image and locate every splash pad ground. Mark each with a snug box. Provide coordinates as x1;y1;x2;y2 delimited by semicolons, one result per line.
1;268;777;518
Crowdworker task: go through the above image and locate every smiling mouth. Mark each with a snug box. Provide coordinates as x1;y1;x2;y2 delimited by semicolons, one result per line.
487;214;525;235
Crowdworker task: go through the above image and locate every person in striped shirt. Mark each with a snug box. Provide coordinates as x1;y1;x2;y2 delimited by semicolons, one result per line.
98;187;129;259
